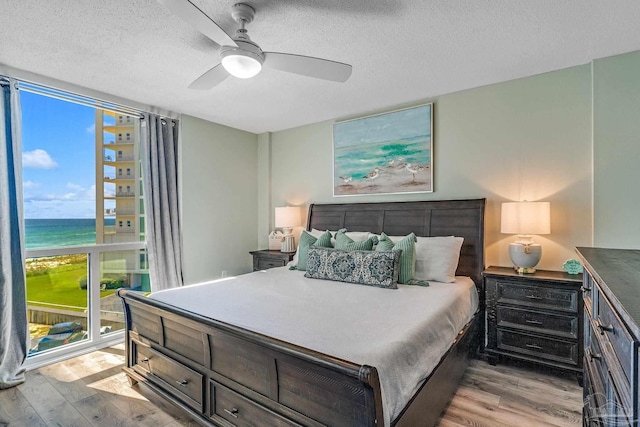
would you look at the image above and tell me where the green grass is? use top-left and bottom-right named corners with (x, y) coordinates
top-left (26, 256), bottom-right (117, 311)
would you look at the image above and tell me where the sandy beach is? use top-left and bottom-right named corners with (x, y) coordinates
top-left (335, 162), bottom-right (431, 196)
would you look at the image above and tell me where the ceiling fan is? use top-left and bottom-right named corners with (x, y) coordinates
top-left (158, 1), bottom-right (353, 89)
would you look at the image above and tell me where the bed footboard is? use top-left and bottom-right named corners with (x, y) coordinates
top-left (118, 289), bottom-right (384, 426)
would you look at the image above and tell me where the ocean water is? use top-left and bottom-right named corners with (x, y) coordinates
top-left (25, 218), bottom-right (115, 249)
top-left (334, 135), bottom-right (431, 183)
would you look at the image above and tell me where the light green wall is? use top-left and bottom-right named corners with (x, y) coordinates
top-left (180, 115), bottom-right (258, 284)
top-left (266, 65), bottom-right (593, 270)
top-left (593, 51), bottom-right (640, 248)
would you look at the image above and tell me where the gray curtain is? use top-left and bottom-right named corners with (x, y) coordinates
top-left (140, 115), bottom-right (183, 291)
top-left (0, 78), bottom-right (29, 388)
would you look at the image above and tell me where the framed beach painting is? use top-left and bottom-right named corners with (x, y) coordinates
top-left (333, 103), bottom-right (433, 196)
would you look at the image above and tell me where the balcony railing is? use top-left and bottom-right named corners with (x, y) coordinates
top-left (115, 191), bottom-right (135, 197)
top-left (24, 241), bottom-right (147, 370)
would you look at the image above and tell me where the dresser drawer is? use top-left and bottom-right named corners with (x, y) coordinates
top-left (586, 328), bottom-right (607, 388)
top-left (210, 381), bottom-right (302, 427)
top-left (497, 330), bottom-right (579, 366)
top-left (145, 347), bottom-right (204, 410)
top-left (497, 282), bottom-right (578, 313)
top-left (497, 306), bottom-right (578, 339)
top-left (596, 290), bottom-right (635, 384)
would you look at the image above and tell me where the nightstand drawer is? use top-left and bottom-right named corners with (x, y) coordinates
top-left (257, 258), bottom-right (287, 270)
top-left (250, 250), bottom-right (295, 272)
top-left (210, 381), bottom-right (302, 427)
top-left (595, 290), bottom-right (634, 384)
top-left (497, 330), bottom-right (579, 366)
top-left (497, 282), bottom-right (578, 313)
top-left (497, 306), bottom-right (578, 339)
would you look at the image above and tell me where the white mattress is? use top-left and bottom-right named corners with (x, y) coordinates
top-left (150, 267), bottom-right (479, 426)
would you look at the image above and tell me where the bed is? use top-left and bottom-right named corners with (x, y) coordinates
top-left (118, 199), bottom-right (486, 427)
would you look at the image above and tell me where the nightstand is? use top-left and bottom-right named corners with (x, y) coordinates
top-left (483, 266), bottom-right (583, 383)
top-left (250, 250), bottom-right (295, 271)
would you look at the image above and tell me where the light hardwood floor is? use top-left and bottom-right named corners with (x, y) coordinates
top-left (0, 345), bottom-right (582, 426)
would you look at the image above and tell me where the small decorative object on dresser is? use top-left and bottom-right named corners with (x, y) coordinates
top-left (577, 247), bottom-right (640, 426)
top-left (250, 249), bottom-right (295, 271)
top-left (483, 266), bottom-right (583, 384)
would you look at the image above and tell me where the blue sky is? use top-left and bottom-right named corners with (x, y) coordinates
top-left (21, 91), bottom-right (99, 219)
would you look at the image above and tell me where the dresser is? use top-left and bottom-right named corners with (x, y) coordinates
top-left (484, 266), bottom-right (583, 383)
top-left (577, 247), bottom-right (640, 426)
top-left (249, 249), bottom-right (295, 271)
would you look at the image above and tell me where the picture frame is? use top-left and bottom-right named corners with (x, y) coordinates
top-left (333, 103), bottom-right (433, 196)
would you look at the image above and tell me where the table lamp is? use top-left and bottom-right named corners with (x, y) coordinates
top-left (275, 206), bottom-right (301, 253)
top-left (501, 201), bottom-right (550, 273)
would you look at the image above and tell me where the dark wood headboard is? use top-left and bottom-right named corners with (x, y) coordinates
top-left (307, 199), bottom-right (486, 288)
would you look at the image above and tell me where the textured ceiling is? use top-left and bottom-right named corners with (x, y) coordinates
top-left (1, 1), bottom-right (640, 134)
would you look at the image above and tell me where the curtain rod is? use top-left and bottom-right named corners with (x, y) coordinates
top-left (17, 80), bottom-right (144, 118)
top-left (0, 68), bottom-right (179, 120)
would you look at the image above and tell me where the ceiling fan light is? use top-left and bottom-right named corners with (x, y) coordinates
top-left (221, 52), bottom-right (262, 79)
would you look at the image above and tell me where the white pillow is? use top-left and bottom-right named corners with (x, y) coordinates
top-left (289, 229), bottom-right (372, 266)
top-left (413, 236), bottom-right (464, 283)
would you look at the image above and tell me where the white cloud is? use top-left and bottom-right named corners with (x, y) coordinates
top-left (23, 180), bottom-right (40, 189)
top-left (86, 123), bottom-right (95, 134)
top-left (66, 182), bottom-right (84, 192)
top-left (22, 149), bottom-right (57, 169)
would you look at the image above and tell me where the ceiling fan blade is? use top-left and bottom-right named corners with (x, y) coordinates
top-left (263, 52), bottom-right (352, 83)
top-left (158, 0), bottom-right (237, 48)
top-left (188, 64), bottom-right (229, 90)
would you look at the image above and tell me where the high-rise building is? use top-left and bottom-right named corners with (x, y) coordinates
top-left (95, 110), bottom-right (149, 290)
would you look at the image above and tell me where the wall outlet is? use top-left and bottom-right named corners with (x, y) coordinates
top-left (221, 270), bottom-right (227, 278)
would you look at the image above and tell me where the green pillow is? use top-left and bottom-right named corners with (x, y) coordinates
top-left (296, 230), bottom-right (333, 271)
top-left (375, 232), bottom-right (416, 284)
top-left (335, 229), bottom-right (378, 251)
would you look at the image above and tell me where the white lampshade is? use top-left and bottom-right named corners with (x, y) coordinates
top-left (501, 201), bottom-right (550, 274)
top-left (221, 51), bottom-right (262, 78)
top-left (275, 207), bottom-right (301, 231)
top-left (501, 201), bottom-right (551, 235)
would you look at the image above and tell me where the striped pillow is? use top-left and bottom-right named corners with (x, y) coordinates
top-left (375, 232), bottom-right (417, 284)
top-left (296, 230), bottom-right (333, 271)
top-left (335, 229), bottom-right (378, 251)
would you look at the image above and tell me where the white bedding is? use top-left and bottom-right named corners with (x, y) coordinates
top-left (150, 267), bottom-right (479, 426)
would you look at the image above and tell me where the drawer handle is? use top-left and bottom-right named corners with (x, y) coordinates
top-left (525, 319), bottom-right (543, 326)
top-left (580, 286), bottom-right (591, 293)
top-left (176, 379), bottom-right (189, 387)
top-left (525, 295), bottom-right (543, 300)
top-left (525, 343), bottom-right (543, 350)
top-left (140, 358), bottom-right (149, 364)
top-left (224, 408), bottom-right (239, 418)
top-left (596, 319), bottom-right (614, 334)
top-left (590, 352), bottom-right (602, 361)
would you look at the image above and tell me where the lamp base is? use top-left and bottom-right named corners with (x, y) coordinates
top-left (509, 242), bottom-right (542, 274)
top-left (281, 235), bottom-right (296, 253)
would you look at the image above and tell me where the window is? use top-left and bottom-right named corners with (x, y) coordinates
top-left (20, 85), bottom-right (148, 362)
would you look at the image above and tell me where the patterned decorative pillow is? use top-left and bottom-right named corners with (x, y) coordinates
top-left (296, 230), bottom-right (333, 271)
top-left (304, 246), bottom-right (400, 289)
top-left (375, 232), bottom-right (417, 284)
top-left (335, 229), bottom-right (379, 251)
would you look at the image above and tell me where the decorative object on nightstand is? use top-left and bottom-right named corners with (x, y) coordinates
top-left (268, 230), bottom-right (283, 250)
top-left (562, 259), bottom-right (583, 275)
top-left (274, 206), bottom-right (301, 253)
top-left (483, 266), bottom-right (583, 385)
top-left (501, 201), bottom-right (550, 273)
top-left (250, 250), bottom-right (295, 271)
